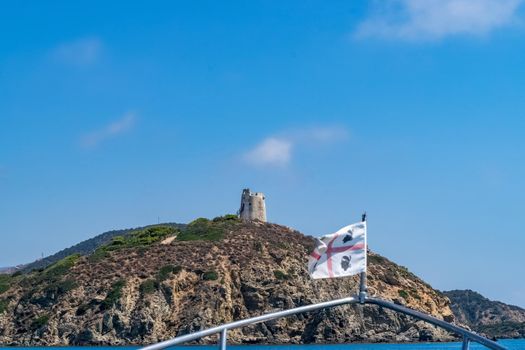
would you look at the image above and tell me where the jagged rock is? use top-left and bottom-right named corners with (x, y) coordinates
top-left (71, 329), bottom-right (94, 345)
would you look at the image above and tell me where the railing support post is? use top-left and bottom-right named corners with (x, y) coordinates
top-left (359, 212), bottom-right (367, 304)
top-left (462, 337), bottom-right (470, 350)
top-left (219, 328), bottom-right (227, 350)
top-left (359, 272), bottom-right (367, 303)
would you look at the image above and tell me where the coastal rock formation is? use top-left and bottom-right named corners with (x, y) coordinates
top-left (444, 289), bottom-right (525, 339)
top-left (0, 219), bottom-right (457, 346)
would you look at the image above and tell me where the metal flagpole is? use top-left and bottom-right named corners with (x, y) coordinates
top-left (359, 212), bottom-right (367, 303)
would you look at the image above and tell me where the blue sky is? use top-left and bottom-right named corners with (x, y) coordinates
top-left (2, 0), bottom-right (525, 307)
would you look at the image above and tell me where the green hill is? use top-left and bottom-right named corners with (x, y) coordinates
top-left (19, 223), bottom-right (185, 273)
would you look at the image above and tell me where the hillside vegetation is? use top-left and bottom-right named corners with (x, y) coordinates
top-left (0, 217), bottom-right (456, 345)
top-left (20, 223), bottom-right (185, 273)
top-left (444, 289), bottom-right (525, 339)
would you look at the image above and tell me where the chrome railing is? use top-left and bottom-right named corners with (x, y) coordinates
top-left (140, 295), bottom-right (506, 350)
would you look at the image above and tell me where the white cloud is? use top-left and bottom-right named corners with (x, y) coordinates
top-left (355, 0), bottom-right (523, 41)
top-left (243, 126), bottom-right (348, 168)
top-left (51, 37), bottom-right (102, 65)
top-left (244, 137), bottom-right (293, 167)
top-left (80, 112), bottom-right (136, 149)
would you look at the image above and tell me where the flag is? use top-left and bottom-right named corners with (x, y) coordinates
top-left (308, 221), bottom-right (366, 279)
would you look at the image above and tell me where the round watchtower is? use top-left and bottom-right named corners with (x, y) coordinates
top-left (239, 188), bottom-right (267, 222)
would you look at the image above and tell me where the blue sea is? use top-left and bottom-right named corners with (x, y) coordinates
top-left (2, 340), bottom-right (524, 350)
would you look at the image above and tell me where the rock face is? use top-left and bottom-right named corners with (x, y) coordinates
top-left (0, 220), bottom-right (457, 346)
top-left (444, 289), bottom-right (525, 339)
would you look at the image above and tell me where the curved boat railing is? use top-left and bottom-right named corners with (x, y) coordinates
top-left (140, 295), bottom-right (506, 350)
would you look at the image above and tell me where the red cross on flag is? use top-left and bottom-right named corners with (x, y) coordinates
top-left (308, 221), bottom-right (366, 279)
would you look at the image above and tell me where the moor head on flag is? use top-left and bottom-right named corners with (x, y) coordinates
top-left (308, 221), bottom-right (367, 279)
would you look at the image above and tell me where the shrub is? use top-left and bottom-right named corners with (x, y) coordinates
top-left (410, 290), bottom-right (422, 300)
top-left (128, 226), bottom-right (178, 246)
top-left (50, 279), bottom-right (77, 294)
top-left (202, 271), bottom-right (218, 281)
top-left (101, 280), bottom-right (125, 310)
top-left (108, 235), bottom-right (126, 247)
top-left (41, 254), bottom-right (81, 280)
top-left (0, 298), bottom-right (9, 313)
top-left (89, 247), bottom-right (109, 262)
top-left (20, 290), bottom-right (35, 303)
top-left (276, 242), bottom-right (290, 249)
top-left (139, 279), bottom-right (158, 295)
top-left (398, 289), bottom-right (409, 300)
top-left (368, 254), bottom-right (388, 265)
top-left (178, 218), bottom-right (228, 241)
top-left (157, 265), bottom-right (182, 282)
top-left (0, 275), bottom-right (12, 294)
top-left (31, 315), bottom-right (50, 330)
top-left (18, 276), bottom-right (35, 289)
top-left (90, 226), bottom-right (179, 260)
top-left (273, 270), bottom-right (289, 280)
top-left (31, 279), bottom-right (78, 306)
top-left (212, 214), bottom-right (240, 222)
top-left (254, 241), bottom-right (263, 252)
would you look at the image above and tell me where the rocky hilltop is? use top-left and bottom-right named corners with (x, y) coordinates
top-left (444, 289), bottom-right (525, 339)
top-left (0, 217), bottom-right (457, 346)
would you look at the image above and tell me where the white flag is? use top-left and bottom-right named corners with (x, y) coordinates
top-left (308, 221), bottom-right (367, 279)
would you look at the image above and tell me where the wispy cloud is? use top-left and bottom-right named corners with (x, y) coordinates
top-left (80, 112), bottom-right (136, 149)
top-left (51, 37), bottom-right (102, 65)
top-left (244, 137), bottom-right (293, 167)
top-left (243, 126), bottom-right (349, 168)
top-left (354, 0), bottom-right (524, 41)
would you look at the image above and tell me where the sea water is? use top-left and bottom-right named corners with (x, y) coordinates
top-left (2, 340), bottom-right (524, 350)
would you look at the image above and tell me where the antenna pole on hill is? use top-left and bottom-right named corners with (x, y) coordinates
top-left (359, 212), bottom-right (367, 303)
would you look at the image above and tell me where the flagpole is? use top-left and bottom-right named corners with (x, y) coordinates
top-left (359, 212), bottom-right (367, 303)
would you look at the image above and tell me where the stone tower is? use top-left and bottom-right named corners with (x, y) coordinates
top-left (239, 188), bottom-right (267, 222)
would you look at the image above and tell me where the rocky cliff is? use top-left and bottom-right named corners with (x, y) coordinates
top-left (0, 218), bottom-right (457, 346)
top-left (444, 289), bottom-right (525, 339)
